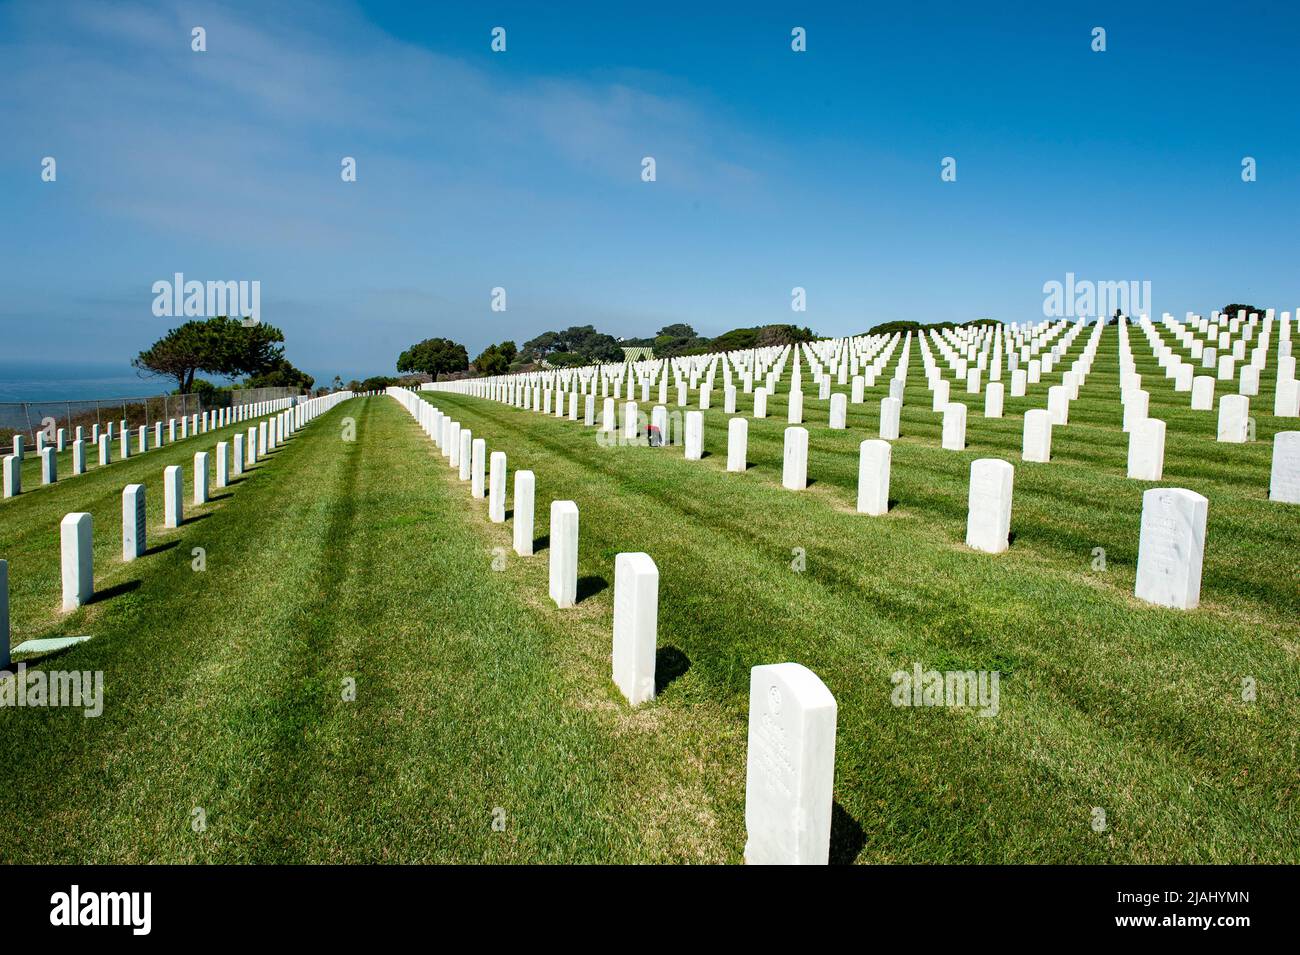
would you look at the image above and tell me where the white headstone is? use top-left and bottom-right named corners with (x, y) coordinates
top-left (941, 402), bottom-right (967, 450)
top-left (684, 411), bottom-right (703, 460)
top-left (40, 446), bottom-right (57, 485)
top-left (513, 470), bottom-right (535, 555)
top-left (471, 439), bottom-right (487, 498)
top-left (965, 458), bottom-right (1014, 554)
top-left (753, 388), bottom-right (768, 419)
top-left (122, 484), bottom-right (146, 560)
top-left (1216, 395), bottom-right (1248, 443)
top-left (233, 434), bottom-right (245, 475)
top-left (548, 500), bottom-right (579, 608)
top-left (1127, 417), bottom-right (1166, 481)
top-left (879, 397), bottom-right (901, 440)
top-left (931, 380), bottom-right (949, 412)
top-left (1268, 431), bottom-right (1300, 503)
top-left (1135, 488), bottom-right (1207, 610)
top-left (782, 427), bottom-right (808, 490)
top-left (194, 451), bottom-right (210, 504)
top-left (61, 512), bottom-right (93, 610)
top-left (216, 441), bottom-right (229, 488)
top-left (459, 430), bottom-right (472, 480)
top-left (1191, 376), bottom-right (1214, 410)
top-left (2, 455), bottom-right (18, 498)
top-left (1021, 408), bottom-right (1052, 463)
top-left (744, 662), bottom-right (837, 866)
top-left (856, 439), bottom-right (891, 516)
top-left (612, 552), bottom-right (658, 706)
top-left (828, 393), bottom-right (846, 430)
top-left (72, 439), bottom-right (85, 475)
top-left (98, 435), bottom-right (110, 467)
top-left (727, 417), bottom-right (748, 472)
top-left (984, 382), bottom-right (1004, 419)
top-left (163, 465), bottom-right (183, 527)
top-left (489, 451), bottom-right (507, 522)
top-left (787, 389), bottom-right (803, 424)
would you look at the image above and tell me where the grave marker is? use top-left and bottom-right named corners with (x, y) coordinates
top-left (513, 470), bottom-right (535, 555)
top-left (612, 552), bottom-right (659, 706)
top-left (744, 662), bottom-right (837, 866)
top-left (122, 484), bottom-right (146, 560)
top-left (856, 439), bottom-right (891, 516)
top-left (548, 500), bottom-right (579, 608)
top-left (61, 512), bottom-right (93, 610)
top-left (1135, 487), bottom-right (1207, 610)
top-left (965, 458), bottom-right (1014, 554)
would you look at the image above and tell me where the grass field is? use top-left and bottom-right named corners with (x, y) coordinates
top-left (1, 325), bottom-right (1297, 863)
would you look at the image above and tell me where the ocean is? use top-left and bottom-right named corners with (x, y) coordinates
top-left (0, 361), bottom-right (184, 403)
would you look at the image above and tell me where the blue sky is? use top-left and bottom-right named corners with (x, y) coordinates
top-left (1, 0), bottom-right (1297, 388)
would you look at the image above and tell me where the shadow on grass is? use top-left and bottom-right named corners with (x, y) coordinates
top-left (654, 646), bottom-right (690, 694)
top-left (7, 640), bottom-right (95, 669)
top-left (576, 575), bottom-right (608, 603)
top-left (829, 801), bottom-right (866, 864)
top-left (86, 579), bottom-right (141, 605)
top-left (144, 540), bottom-right (179, 557)
top-left (533, 534), bottom-right (549, 553)
top-left (208, 492), bottom-right (234, 502)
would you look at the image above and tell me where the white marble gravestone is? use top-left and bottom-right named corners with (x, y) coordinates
top-left (548, 500), bottom-right (579, 608)
top-left (612, 552), bottom-right (659, 706)
top-left (1191, 376), bottom-right (1214, 410)
top-left (941, 402), bottom-right (967, 450)
top-left (1135, 487), bottom-right (1207, 610)
top-left (122, 484), bottom-right (146, 561)
top-left (72, 439), bottom-right (85, 475)
top-left (216, 441), bottom-right (229, 488)
top-left (984, 382), bottom-right (1004, 419)
top-left (788, 389), bottom-right (803, 424)
top-left (61, 512), bottom-right (93, 610)
top-left (40, 447), bottom-right (56, 485)
top-left (1268, 431), bottom-right (1300, 504)
top-left (513, 470), bottom-right (535, 555)
top-left (753, 387), bottom-right (768, 419)
top-left (856, 439), bottom-right (891, 516)
top-left (1022, 408), bottom-right (1052, 463)
top-left (489, 451), bottom-right (507, 522)
top-left (727, 417), bottom-right (748, 472)
top-left (194, 451), bottom-right (210, 504)
top-left (879, 397), bottom-right (901, 440)
top-left (744, 662), bottom-right (837, 866)
top-left (965, 458), bottom-right (1014, 554)
top-left (932, 379), bottom-right (949, 412)
top-left (782, 427), bottom-right (808, 490)
top-left (2, 455), bottom-right (18, 498)
top-left (163, 465), bottom-right (183, 528)
top-left (471, 438), bottom-right (486, 498)
top-left (1127, 417), bottom-right (1166, 481)
top-left (828, 393), bottom-right (846, 430)
top-left (1216, 395), bottom-right (1248, 443)
top-left (458, 430), bottom-right (472, 481)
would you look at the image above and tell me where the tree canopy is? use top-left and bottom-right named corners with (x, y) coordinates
top-left (520, 325), bottom-right (622, 364)
top-left (243, 357), bottom-right (315, 392)
top-left (472, 340), bottom-right (518, 376)
top-left (396, 337), bottom-right (469, 380)
top-left (133, 316), bottom-right (286, 393)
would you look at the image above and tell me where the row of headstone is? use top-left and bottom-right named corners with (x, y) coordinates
top-left (391, 386), bottom-right (842, 865)
top-left (2, 396), bottom-right (304, 500)
top-left (6, 393), bottom-right (353, 620)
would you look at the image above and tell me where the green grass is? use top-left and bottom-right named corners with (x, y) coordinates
top-left (0, 325), bottom-right (1296, 863)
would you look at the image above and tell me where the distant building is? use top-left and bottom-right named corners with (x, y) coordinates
top-left (622, 346), bottom-right (654, 362)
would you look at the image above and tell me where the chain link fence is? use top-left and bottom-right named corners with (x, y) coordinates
top-left (0, 386), bottom-right (304, 445)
